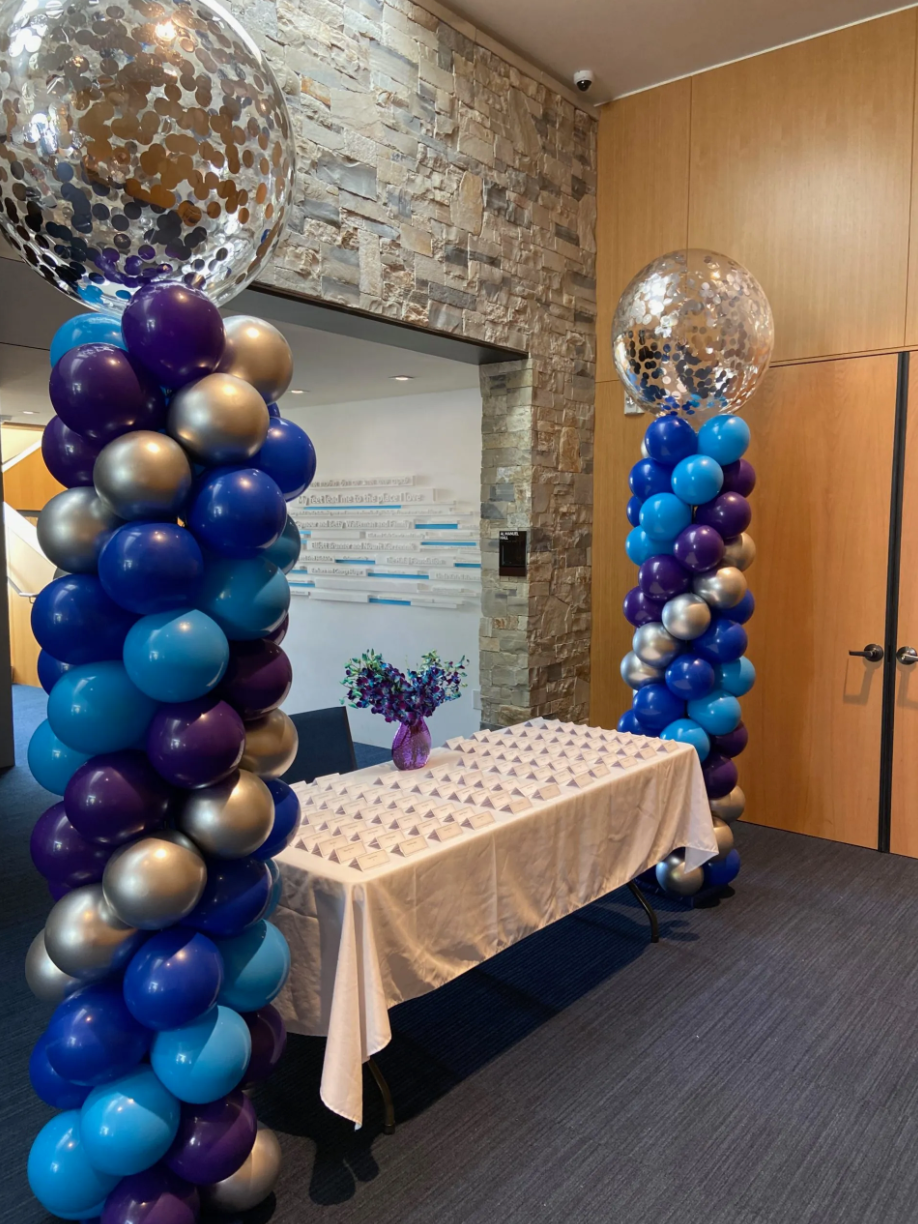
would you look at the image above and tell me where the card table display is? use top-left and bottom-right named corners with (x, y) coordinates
top-left (273, 719), bottom-right (717, 1125)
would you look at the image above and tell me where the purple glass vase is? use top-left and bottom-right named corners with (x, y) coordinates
top-left (392, 718), bottom-right (431, 770)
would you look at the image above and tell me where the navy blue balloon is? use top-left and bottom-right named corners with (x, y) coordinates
top-left (731, 589), bottom-right (755, 624)
top-left (693, 617), bottom-right (748, 665)
top-left (183, 858), bottom-right (272, 937)
top-left (124, 929), bottom-right (224, 1031)
top-left (29, 1033), bottom-right (91, 1110)
top-left (643, 416), bottom-right (698, 466)
top-left (704, 848), bottom-right (741, 889)
top-left (99, 523), bottom-right (205, 615)
top-left (187, 467), bottom-right (287, 558)
top-left (626, 496), bottom-right (642, 527)
top-left (38, 650), bottom-right (73, 695)
top-left (629, 458), bottom-right (671, 501)
top-left (664, 655), bottom-right (716, 700)
top-left (633, 683), bottom-right (685, 732)
top-left (266, 402), bottom-right (281, 418)
top-left (617, 709), bottom-right (649, 735)
top-left (252, 418), bottom-right (317, 501)
top-left (31, 575), bottom-right (137, 666)
top-left (253, 778), bottom-right (299, 860)
top-left (46, 981), bottom-right (151, 1086)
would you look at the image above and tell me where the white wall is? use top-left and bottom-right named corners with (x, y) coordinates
top-left (281, 388), bottom-right (482, 748)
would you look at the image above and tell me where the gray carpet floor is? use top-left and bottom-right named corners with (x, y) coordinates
top-left (3, 685), bottom-right (917, 1223)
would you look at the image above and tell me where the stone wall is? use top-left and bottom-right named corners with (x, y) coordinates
top-left (229, 0), bottom-right (598, 724)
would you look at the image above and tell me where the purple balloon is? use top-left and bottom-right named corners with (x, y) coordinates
top-left (101, 1164), bottom-right (200, 1224)
top-left (673, 525), bottom-right (725, 573)
top-left (49, 343), bottom-right (166, 443)
top-left (65, 750), bottom-right (174, 846)
top-left (264, 612), bottom-right (289, 646)
top-left (48, 879), bottom-right (74, 901)
top-left (42, 416), bottom-right (103, 487)
top-left (623, 586), bottom-right (667, 628)
top-left (146, 697), bottom-right (245, 789)
top-left (695, 492), bottom-right (752, 539)
top-left (720, 459), bottom-right (756, 497)
top-left (638, 554), bottom-right (691, 601)
top-left (218, 639), bottom-right (292, 721)
top-left (710, 722), bottom-right (749, 758)
top-left (165, 1090), bottom-right (257, 1185)
top-left (30, 802), bottom-right (112, 886)
top-left (243, 1004), bottom-right (287, 1086)
top-left (702, 751), bottom-right (739, 799)
top-left (122, 283), bottom-right (225, 389)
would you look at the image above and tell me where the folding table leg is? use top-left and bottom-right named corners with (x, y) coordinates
top-left (626, 880), bottom-right (660, 943)
top-left (368, 1056), bottom-right (396, 1134)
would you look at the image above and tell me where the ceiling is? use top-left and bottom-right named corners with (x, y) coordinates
top-left (446, 0), bottom-right (913, 102)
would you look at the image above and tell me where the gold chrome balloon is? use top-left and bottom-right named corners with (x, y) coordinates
top-left (94, 431), bottom-right (193, 521)
top-left (178, 770), bottom-right (275, 859)
top-left (692, 565), bottom-right (748, 611)
top-left (632, 621), bottom-right (682, 668)
top-left (661, 593), bottom-right (712, 640)
top-left (240, 710), bottom-right (298, 780)
top-left (722, 533), bottom-right (757, 572)
top-left (37, 488), bottom-right (123, 574)
top-left (168, 373), bottom-right (271, 465)
top-left (710, 785), bottom-right (746, 824)
top-left (102, 830), bottom-right (206, 931)
top-left (218, 317), bottom-right (294, 403)
top-left (712, 816), bottom-right (735, 860)
top-left (44, 884), bottom-right (144, 981)
top-left (203, 1125), bottom-right (282, 1213)
top-left (620, 650), bottom-right (665, 690)
top-left (25, 930), bottom-right (81, 1003)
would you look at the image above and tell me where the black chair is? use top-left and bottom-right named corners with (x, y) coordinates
top-left (282, 707), bottom-right (358, 784)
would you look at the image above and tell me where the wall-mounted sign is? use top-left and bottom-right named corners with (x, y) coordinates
top-left (499, 530), bottom-right (527, 577)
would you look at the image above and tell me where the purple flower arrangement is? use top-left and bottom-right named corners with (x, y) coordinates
top-left (342, 650), bottom-right (467, 726)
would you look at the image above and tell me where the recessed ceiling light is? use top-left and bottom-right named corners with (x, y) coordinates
top-left (22, 410), bottom-right (36, 415)
top-left (289, 389), bottom-right (305, 394)
top-left (392, 375), bottom-right (414, 382)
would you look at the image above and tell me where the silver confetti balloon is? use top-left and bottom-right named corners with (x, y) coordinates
top-left (723, 533), bottom-right (757, 572)
top-left (218, 317), bottom-right (294, 403)
top-left (240, 709), bottom-right (298, 779)
top-left (692, 566), bottom-right (748, 611)
top-left (102, 830), bottom-right (206, 930)
top-left (712, 816), bottom-right (735, 860)
top-left (655, 852), bottom-right (704, 897)
top-left (632, 621), bottom-right (682, 668)
top-left (168, 373), bottom-right (270, 465)
top-left (178, 769), bottom-right (275, 858)
top-left (203, 1125), bottom-right (282, 1213)
top-left (620, 651), bottom-right (665, 690)
top-left (661, 593), bottom-right (712, 641)
top-left (25, 930), bottom-right (81, 1003)
top-left (44, 884), bottom-right (144, 981)
top-left (37, 487), bottom-right (123, 573)
top-left (612, 250), bottom-right (774, 418)
top-left (710, 785), bottom-right (746, 824)
top-left (0, 0), bottom-right (294, 311)
top-left (94, 431), bottom-right (193, 520)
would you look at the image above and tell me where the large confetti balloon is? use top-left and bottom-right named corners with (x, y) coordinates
top-left (611, 250), bottom-right (774, 418)
top-left (0, 0), bottom-right (294, 312)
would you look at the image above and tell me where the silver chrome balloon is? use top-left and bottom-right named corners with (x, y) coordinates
top-left (640, 438), bottom-right (650, 459)
top-left (655, 852), bottom-right (704, 897)
top-left (102, 830), bottom-right (206, 931)
top-left (693, 565), bottom-right (748, 610)
top-left (94, 431), bottom-right (193, 521)
top-left (52, 567), bottom-right (70, 580)
top-left (37, 487), bottom-right (123, 573)
top-left (44, 884), bottom-right (144, 981)
top-left (661, 593), bottom-right (712, 641)
top-left (240, 710), bottom-right (298, 779)
top-left (25, 929), bottom-right (81, 1003)
top-left (203, 1125), bottom-right (282, 1213)
top-left (218, 317), bottom-right (294, 403)
top-left (178, 770), bottom-right (275, 859)
top-left (620, 651), bottom-right (665, 690)
top-left (723, 533), bottom-right (756, 572)
top-left (712, 816), bottom-right (735, 860)
top-left (710, 785), bottom-right (746, 824)
top-left (632, 621), bottom-right (682, 668)
top-left (168, 373), bottom-right (271, 465)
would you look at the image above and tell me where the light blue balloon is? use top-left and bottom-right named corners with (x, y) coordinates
top-left (50, 312), bottom-right (126, 367)
top-left (151, 1005), bottom-right (252, 1104)
top-left (27, 719), bottom-right (90, 795)
top-left (215, 920), bottom-right (291, 1013)
top-left (263, 516), bottom-right (302, 574)
top-left (697, 416), bottom-right (751, 465)
top-left (660, 717), bottom-right (711, 762)
top-left (197, 556), bottom-right (291, 642)
top-left (671, 455), bottom-right (724, 506)
top-left (687, 689), bottom-right (742, 736)
top-left (47, 661), bottom-right (159, 755)
top-left (124, 608), bottom-right (229, 703)
top-left (626, 528), bottom-right (675, 564)
top-left (639, 492), bottom-right (692, 542)
top-left (28, 1111), bottom-right (120, 1221)
top-left (716, 656), bottom-right (756, 697)
top-left (80, 1065), bottom-right (180, 1176)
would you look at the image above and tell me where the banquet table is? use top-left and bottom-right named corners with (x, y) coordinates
top-left (272, 718), bottom-right (717, 1126)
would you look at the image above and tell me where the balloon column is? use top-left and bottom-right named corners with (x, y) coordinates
top-left (612, 250), bottom-right (774, 899)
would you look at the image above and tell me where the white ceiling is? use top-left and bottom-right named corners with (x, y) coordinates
top-left (446, 0), bottom-right (913, 102)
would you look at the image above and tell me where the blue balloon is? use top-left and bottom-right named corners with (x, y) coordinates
top-left (253, 778), bottom-right (299, 861)
top-left (99, 522), bottom-right (205, 615)
top-left (629, 458), bottom-right (671, 501)
top-left (671, 455), bottom-right (724, 506)
top-left (215, 921), bottom-right (291, 1012)
top-left (660, 718), bottom-right (711, 761)
top-left (50, 313), bottom-right (125, 367)
top-left (29, 1033), bottom-right (91, 1110)
top-left (697, 416), bottom-right (750, 465)
top-left (28, 720), bottom-right (90, 794)
top-left (197, 556), bottom-right (290, 642)
top-left (687, 689), bottom-right (742, 736)
top-left (28, 1111), bottom-right (120, 1221)
top-left (263, 515), bottom-right (302, 574)
top-left (633, 683), bottom-right (685, 733)
top-left (151, 1005), bottom-right (252, 1104)
top-left (37, 649), bottom-right (73, 695)
top-left (617, 709), bottom-right (649, 735)
top-left (626, 528), bottom-right (675, 564)
top-left (46, 981), bottom-right (151, 1086)
top-left (716, 656), bottom-right (756, 697)
top-left (626, 496), bottom-right (642, 527)
top-left (644, 416), bottom-right (697, 466)
top-left (731, 589), bottom-right (755, 624)
top-left (640, 492), bottom-right (692, 541)
top-left (80, 1066), bottom-right (180, 1176)
top-left (124, 609), bottom-right (229, 703)
top-left (187, 467), bottom-right (287, 558)
top-left (704, 848), bottom-right (741, 889)
top-left (48, 661), bottom-right (159, 755)
top-left (184, 857), bottom-right (272, 937)
top-left (252, 418), bottom-right (317, 500)
top-left (664, 655), bottom-right (716, 700)
top-left (263, 859), bottom-right (283, 918)
top-left (266, 401), bottom-right (281, 418)
top-left (32, 574), bottom-right (137, 665)
top-left (124, 928), bottom-right (225, 1030)
top-left (694, 617), bottom-right (748, 665)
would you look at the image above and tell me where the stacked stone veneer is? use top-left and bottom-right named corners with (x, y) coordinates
top-left (229, 0), bottom-right (598, 725)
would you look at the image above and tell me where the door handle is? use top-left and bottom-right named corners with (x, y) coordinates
top-left (849, 644), bottom-right (884, 662)
top-left (897, 646), bottom-right (918, 666)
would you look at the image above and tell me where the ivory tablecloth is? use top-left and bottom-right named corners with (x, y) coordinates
top-left (272, 719), bottom-right (716, 1124)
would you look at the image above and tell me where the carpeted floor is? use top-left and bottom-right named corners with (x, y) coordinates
top-left (3, 686), bottom-right (918, 1223)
